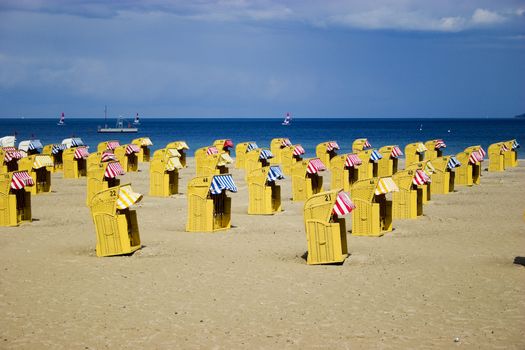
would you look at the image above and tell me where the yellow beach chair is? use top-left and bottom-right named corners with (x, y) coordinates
top-left (405, 161), bottom-right (435, 203)
top-left (166, 141), bottom-right (190, 167)
top-left (455, 146), bottom-right (484, 186)
top-left (270, 138), bottom-right (292, 164)
top-left (1, 147), bottom-right (23, 174)
top-left (195, 146), bottom-right (233, 177)
top-left (330, 153), bottom-right (362, 192)
top-left (114, 144), bottom-right (140, 172)
top-left (234, 142), bottom-right (258, 169)
top-left (315, 141), bottom-right (340, 170)
top-left (430, 156), bottom-right (460, 194)
top-left (488, 142), bottom-right (507, 172)
top-left (352, 138), bottom-right (372, 153)
top-left (97, 140), bottom-right (120, 153)
top-left (213, 139), bottom-right (234, 155)
top-left (424, 139), bottom-right (446, 161)
top-left (43, 144), bottom-right (67, 173)
top-left (150, 150), bottom-right (183, 197)
top-left (391, 169), bottom-right (429, 219)
top-left (17, 154), bottom-right (53, 194)
top-left (63, 146), bottom-right (89, 179)
top-left (351, 177), bottom-right (398, 237)
top-left (86, 150), bottom-right (118, 170)
top-left (377, 145), bottom-right (403, 177)
top-left (86, 161), bottom-right (125, 206)
top-left (247, 165), bottom-right (284, 215)
top-left (356, 149), bottom-right (382, 181)
top-left (0, 171), bottom-right (34, 226)
top-left (304, 190), bottom-right (355, 265)
top-left (281, 144), bottom-right (305, 176)
top-left (502, 139), bottom-right (519, 168)
top-left (18, 139), bottom-right (44, 157)
top-left (89, 184), bottom-right (142, 257)
top-left (291, 158), bottom-right (326, 201)
top-left (131, 137), bottom-right (153, 162)
top-left (244, 148), bottom-right (273, 180)
top-left (404, 142), bottom-right (427, 167)
top-left (186, 174), bottom-right (237, 232)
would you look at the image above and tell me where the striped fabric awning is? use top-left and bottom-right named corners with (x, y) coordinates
top-left (469, 151), bottom-right (484, 164)
top-left (332, 191), bottom-right (356, 216)
top-left (281, 138), bottom-right (292, 147)
top-left (267, 166), bottom-right (285, 182)
top-left (3, 147), bottom-right (23, 162)
top-left (167, 148), bottom-right (181, 157)
top-left (370, 149), bottom-right (383, 162)
top-left (140, 138), bottom-right (153, 146)
top-left (447, 156), bottom-right (461, 169)
top-left (74, 147), bottom-right (90, 159)
top-left (363, 139), bottom-right (372, 149)
top-left (259, 149), bottom-right (274, 160)
top-left (478, 146), bottom-right (486, 157)
top-left (104, 162), bottom-right (125, 178)
top-left (33, 155), bottom-right (54, 169)
top-left (326, 141), bottom-right (340, 151)
top-left (107, 141), bottom-right (120, 150)
top-left (246, 142), bottom-right (258, 152)
top-left (116, 185), bottom-right (143, 210)
top-left (165, 157), bottom-right (183, 171)
top-left (434, 139), bottom-right (446, 149)
top-left (209, 174), bottom-right (238, 194)
top-left (501, 144), bottom-right (509, 152)
top-left (206, 146), bottom-right (219, 155)
top-left (292, 145), bottom-right (305, 156)
top-left (218, 153), bottom-right (233, 166)
top-left (51, 144), bottom-right (67, 154)
top-left (223, 139), bottom-right (234, 149)
top-left (125, 144), bottom-right (141, 155)
top-left (11, 171), bottom-right (35, 189)
top-left (416, 143), bottom-right (428, 153)
top-left (19, 140), bottom-right (43, 152)
top-left (512, 140), bottom-right (520, 149)
top-left (306, 158), bottom-right (326, 174)
top-left (345, 154), bottom-right (362, 167)
top-left (62, 137), bottom-right (84, 148)
top-left (424, 161), bottom-right (435, 175)
top-left (101, 151), bottom-right (117, 162)
top-left (413, 169), bottom-right (431, 185)
top-left (391, 146), bottom-right (403, 158)
top-left (374, 177), bottom-right (399, 195)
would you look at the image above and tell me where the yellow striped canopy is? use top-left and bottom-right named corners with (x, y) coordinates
top-left (167, 148), bottom-right (181, 157)
top-left (116, 185), bottom-right (143, 209)
top-left (166, 157), bottom-right (183, 171)
top-left (33, 155), bottom-right (54, 169)
top-left (416, 143), bottom-right (428, 153)
top-left (140, 137), bottom-right (153, 146)
top-left (424, 161), bottom-right (435, 175)
top-left (218, 153), bottom-right (233, 166)
top-left (375, 177), bottom-right (399, 195)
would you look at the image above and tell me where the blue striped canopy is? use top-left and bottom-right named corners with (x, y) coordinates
top-left (52, 144), bottom-right (67, 154)
top-left (267, 166), bottom-right (285, 182)
top-left (513, 140), bottom-right (520, 149)
top-left (370, 149), bottom-right (383, 161)
top-left (246, 142), bottom-right (258, 152)
top-left (447, 156), bottom-right (461, 169)
top-left (28, 140), bottom-right (43, 150)
top-left (259, 149), bottom-right (274, 160)
top-left (209, 174), bottom-right (238, 194)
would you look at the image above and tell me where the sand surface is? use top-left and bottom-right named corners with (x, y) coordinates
top-left (1, 158), bottom-right (524, 349)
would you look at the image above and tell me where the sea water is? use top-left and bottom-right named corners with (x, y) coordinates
top-left (0, 118), bottom-right (523, 157)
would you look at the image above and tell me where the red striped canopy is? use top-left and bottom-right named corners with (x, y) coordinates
top-left (434, 139), bottom-right (446, 149)
top-left (391, 146), bottom-right (403, 158)
top-left (107, 141), bottom-right (120, 150)
top-left (326, 141), bottom-right (340, 151)
top-left (292, 145), bottom-right (305, 156)
top-left (306, 158), bottom-right (326, 174)
top-left (469, 151), bottom-right (484, 164)
top-left (478, 146), bottom-right (486, 157)
top-left (74, 147), bottom-right (89, 159)
top-left (223, 139), bottom-right (234, 149)
top-left (344, 154), bottom-right (362, 167)
top-left (2, 147), bottom-right (22, 162)
top-left (101, 151), bottom-right (117, 162)
top-left (363, 139), bottom-right (372, 149)
top-left (104, 162), bottom-right (125, 178)
top-left (412, 169), bottom-right (431, 185)
top-left (501, 144), bottom-right (509, 152)
top-left (332, 191), bottom-right (356, 216)
top-left (125, 144), bottom-right (141, 155)
top-left (206, 146), bottom-right (219, 155)
top-left (281, 138), bottom-right (292, 147)
top-left (11, 171), bottom-right (34, 189)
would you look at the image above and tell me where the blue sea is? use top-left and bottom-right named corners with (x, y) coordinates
top-left (1, 118), bottom-right (523, 157)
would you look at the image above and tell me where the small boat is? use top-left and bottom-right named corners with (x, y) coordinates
top-left (98, 116), bottom-right (138, 133)
top-left (419, 124), bottom-right (423, 131)
top-left (133, 113), bottom-right (141, 125)
top-left (57, 112), bottom-right (65, 126)
top-left (282, 112), bottom-right (292, 126)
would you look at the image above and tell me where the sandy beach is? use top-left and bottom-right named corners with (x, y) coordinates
top-left (1, 158), bottom-right (524, 349)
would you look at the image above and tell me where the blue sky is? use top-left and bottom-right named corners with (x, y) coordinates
top-left (0, 0), bottom-right (524, 118)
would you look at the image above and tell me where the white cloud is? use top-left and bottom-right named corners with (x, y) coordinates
top-left (471, 8), bottom-right (506, 25)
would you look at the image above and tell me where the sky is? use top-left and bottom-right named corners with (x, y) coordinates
top-left (0, 0), bottom-right (524, 118)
